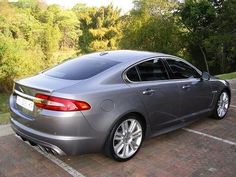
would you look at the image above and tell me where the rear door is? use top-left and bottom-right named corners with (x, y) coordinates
top-left (164, 58), bottom-right (213, 119)
top-left (125, 58), bottom-right (181, 132)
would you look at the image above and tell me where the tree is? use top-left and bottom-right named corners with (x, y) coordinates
top-left (178, 0), bottom-right (236, 74)
top-left (120, 0), bottom-right (182, 56)
top-left (74, 4), bottom-right (123, 53)
top-left (0, 1), bottom-right (45, 91)
top-left (35, 4), bottom-right (80, 64)
top-left (39, 5), bottom-right (79, 49)
top-left (0, 1), bottom-right (78, 91)
top-left (0, 35), bottom-right (44, 92)
top-left (178, 0), bottom-right (219, 73)
top-left (207, 0), bottom-right (236, 74)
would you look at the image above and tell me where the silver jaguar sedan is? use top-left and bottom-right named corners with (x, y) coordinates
top-left (9, 50), bottom-right (231, 161)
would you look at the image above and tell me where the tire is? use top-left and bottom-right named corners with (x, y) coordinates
top-left (104, 114), bottom-right (144, 162)
top-left (211, 90), bottom-right (230, 120)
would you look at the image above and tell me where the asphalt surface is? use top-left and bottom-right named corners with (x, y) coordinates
top-left (0, 79), bottom-right (236, 177)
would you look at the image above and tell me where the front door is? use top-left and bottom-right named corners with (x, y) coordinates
top-left (165, 58), bottom-right (213, 118)
top-left (178, 78), bottom-right (212, 116)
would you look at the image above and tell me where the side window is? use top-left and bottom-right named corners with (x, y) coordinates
top-left (126, 67), bottom-right (140, 82)
top-left (136, 59), bottom-right (169, 81)
top-left (166, 59), bottom-right (201, 79)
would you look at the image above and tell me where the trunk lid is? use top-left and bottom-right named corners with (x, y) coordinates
top-left (16, 73), bottom-right (80, 93)
top-left (13, 73), bottom-right (80, 118)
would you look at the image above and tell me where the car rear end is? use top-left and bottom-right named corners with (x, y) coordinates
top-left (9, 56), bottom-right (120, 155)
top-left (10, 75), bottom-right (100, 155)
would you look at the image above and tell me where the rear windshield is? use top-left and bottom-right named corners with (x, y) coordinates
top-left (44, 58), bottom-right (120, 80)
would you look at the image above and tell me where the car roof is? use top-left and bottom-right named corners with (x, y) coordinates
top-left (81, 50), bottom-right (173, 63)
top-left (83, 50), bottom-right (202, 76)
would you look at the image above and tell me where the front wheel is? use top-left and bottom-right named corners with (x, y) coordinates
top-left (212, 91), bottom-right (230, 119)
top-left (105, 115), bottom-right (144, 161)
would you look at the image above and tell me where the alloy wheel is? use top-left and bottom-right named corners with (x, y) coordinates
top-left (217, 92), bottom-right (229, 118)
top-left (113, 119), bottom-right (142, 159)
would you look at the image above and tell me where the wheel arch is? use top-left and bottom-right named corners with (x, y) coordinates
top-left (103, 110), bottom-right (149, 150)
top-left (125, 112), bottom-right (147, 137)
top-left (103, 110), bottom-right (149, 160)
top-left (110, 111), bottom-right (149, 138)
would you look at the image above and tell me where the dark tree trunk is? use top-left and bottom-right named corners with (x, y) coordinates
top-left (199, 45), bottom-right (209, 74)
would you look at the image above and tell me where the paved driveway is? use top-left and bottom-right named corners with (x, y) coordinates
top-left (0, 80), bottom-right (236, 177)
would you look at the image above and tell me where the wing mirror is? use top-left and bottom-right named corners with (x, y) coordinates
top-left (201, 72), bottom-right (210, 81)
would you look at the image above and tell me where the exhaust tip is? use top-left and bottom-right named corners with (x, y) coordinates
top-left (29, 141), bottom-right (37, 146)
top-left (15, 134), bottom-right (62, 156)
top-left (37, 145), bottom-right (59, 155)
top-left (51, 149), bottom-right (59, 155)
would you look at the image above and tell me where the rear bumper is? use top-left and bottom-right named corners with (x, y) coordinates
top-left (10, 118), bottom-right (100, 155)
top-left (9, 93), bottom-right (106, 155)
top-left (11, 119), bottom-right (66, 155)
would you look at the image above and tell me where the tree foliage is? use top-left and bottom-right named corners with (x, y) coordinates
top-left (75, 4), bottom-right (122, 53)
top-left (178, 0), bottom-right (236, 74)
top-left (120, 0), bottom-right (182, 56)
top-left (0, 35), bottom-right (44, 91)
top-left (0, 0), bottom-right (235, 92)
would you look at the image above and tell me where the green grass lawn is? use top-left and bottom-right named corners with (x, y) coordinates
top-left (217, 72), bottom-right (236, 80)
top-left (0, 93), bottom-right (10, 124)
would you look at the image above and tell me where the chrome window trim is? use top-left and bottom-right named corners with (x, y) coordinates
top-left (164, 57), bottom-right (202, 79)
top-left (123, 57), bottom-right (170, 84)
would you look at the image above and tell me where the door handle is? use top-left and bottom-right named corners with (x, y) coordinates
top-left (182, 85), bottom-right (191, 89)
top-left (142, 89), bottom-right (155, 95)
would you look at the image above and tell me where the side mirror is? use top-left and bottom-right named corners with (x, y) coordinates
top-left (201, 72), bottom-right (210, 81)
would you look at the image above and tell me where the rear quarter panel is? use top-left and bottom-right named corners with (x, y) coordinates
top-left (53, 82), bottom-right (149, 143)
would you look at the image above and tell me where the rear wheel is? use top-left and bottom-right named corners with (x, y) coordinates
top-left (212, 91), bottom-right (229, 119)
top-left (105, 115), bottom-right (144, 161)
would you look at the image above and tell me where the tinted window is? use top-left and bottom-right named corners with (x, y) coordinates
top-left (126, 67), bottom-right (140, 82)
top-left (136, 59), bottom-right (169, 81)
top-left (166, 59), bottom-right (201, 79)
top-left (44, 58), bottom-right (119, 80)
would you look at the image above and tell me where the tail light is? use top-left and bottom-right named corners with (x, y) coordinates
top-left (35, 93), bottom-right (91, 111)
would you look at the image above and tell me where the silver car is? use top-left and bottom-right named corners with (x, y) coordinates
top-left (9, 50), bottom-right (231, 161)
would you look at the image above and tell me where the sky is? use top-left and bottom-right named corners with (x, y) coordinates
top-left (44, 0), bottom-right (134, 14)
